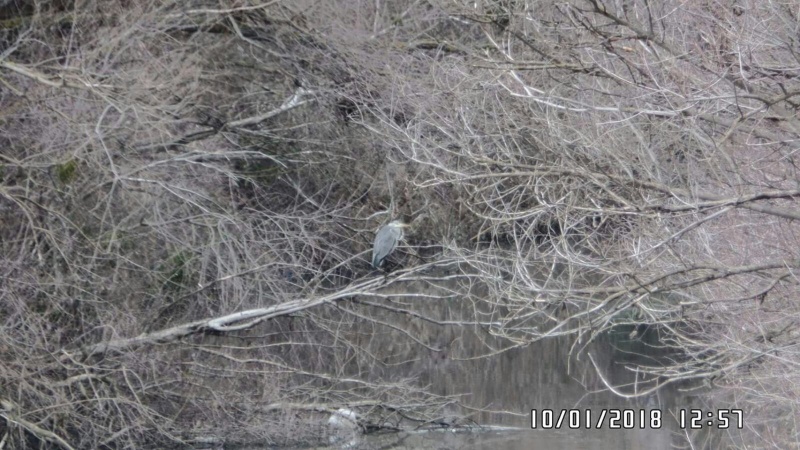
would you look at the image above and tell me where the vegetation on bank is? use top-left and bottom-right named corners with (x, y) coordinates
top-left (1, 0), bottom-right (798, 448)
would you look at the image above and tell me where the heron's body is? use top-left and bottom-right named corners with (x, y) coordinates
top-left (371, 220), bottom-right (407, 269)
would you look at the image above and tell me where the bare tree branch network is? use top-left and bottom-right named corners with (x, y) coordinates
top-left (1, 0), bottom-right (799, 448)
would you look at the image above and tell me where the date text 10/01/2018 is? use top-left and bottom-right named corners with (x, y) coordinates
top-left (531, 409), bottom-right (743, 429)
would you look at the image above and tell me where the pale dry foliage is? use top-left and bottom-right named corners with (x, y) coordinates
top-left (1, 0), bottom-right (800, 448)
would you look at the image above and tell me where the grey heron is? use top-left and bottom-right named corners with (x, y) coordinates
top-left (371, 220), bottom-right (409, 269)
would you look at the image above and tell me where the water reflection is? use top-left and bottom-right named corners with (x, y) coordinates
top-left (338, 286), bottom-right (721, 449)
top-left (241, 279), bottom-right (722, 450)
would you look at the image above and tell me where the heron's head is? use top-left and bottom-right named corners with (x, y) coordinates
top-left (388, 220), bottom-right (410, 228)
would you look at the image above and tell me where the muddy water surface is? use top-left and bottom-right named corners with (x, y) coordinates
top-left (336, 277), bottom-right (721, 449)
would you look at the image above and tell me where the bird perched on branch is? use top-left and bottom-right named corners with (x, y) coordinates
top-left (371, 220), bottom-right (410, 269)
